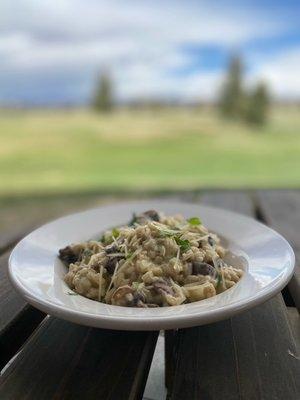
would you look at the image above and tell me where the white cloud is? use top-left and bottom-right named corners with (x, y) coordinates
top-left (117, 67), bottom-right (223, 102)
top-left (0, 0), bottom-right (299, 103)
top-left (248, 47), bottom-right (300, 100)
top-left (247, 46), bottom-right (300, 100)
top-left (0, 0), bottom-right (287, 44)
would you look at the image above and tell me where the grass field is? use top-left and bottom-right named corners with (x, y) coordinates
top-left (0, 107), bottom-right (300, 196)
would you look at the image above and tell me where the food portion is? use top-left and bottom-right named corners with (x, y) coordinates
top-left (59, 210), bottom-right (243, 307)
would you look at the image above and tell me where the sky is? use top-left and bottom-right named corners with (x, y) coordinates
top-left (0, 0), bottom-right (300, 105)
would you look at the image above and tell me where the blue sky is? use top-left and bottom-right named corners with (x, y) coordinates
top-left (0, 0), bottom-right (300, 105)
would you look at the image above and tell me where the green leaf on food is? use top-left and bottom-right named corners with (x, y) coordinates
top-left (175, 237), bottom-right (191, 252)
top-left (187, 217), bottom-right (202, 226)
top-left (112, 228), bottom-right (119, 238)
top-left (100, 227), bottom-right (120, 244)
top-left (160, 229), bottom-right (179, 237)
top-left (152, 222), bottom-right (179, 237)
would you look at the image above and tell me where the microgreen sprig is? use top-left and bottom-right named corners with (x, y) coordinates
top-left (187, 216), bottom-right (202, 226)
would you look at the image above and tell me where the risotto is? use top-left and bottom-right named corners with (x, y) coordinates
top-left (59, 210), bottom-right (243, 307)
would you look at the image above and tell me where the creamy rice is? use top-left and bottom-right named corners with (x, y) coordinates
top-left (59, 210), bottom-right (243, 307)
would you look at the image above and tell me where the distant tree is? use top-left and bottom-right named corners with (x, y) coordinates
top-left (219, 54), bottom-right (244, 118)
top-left (245, 82), bottom-right (269, 125)
top-left (93, 71), bottom-right (113, 112)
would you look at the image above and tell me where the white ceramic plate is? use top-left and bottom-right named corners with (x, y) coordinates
top-left (9, 200), bottom-right (295, 331)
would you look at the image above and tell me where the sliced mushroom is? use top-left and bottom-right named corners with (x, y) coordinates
top-left (131, 291), bottom-right (147, 307)
top-left (59, 245), bottom-right (82, 266)
top-left (134, 210), bottom-right (160, 225)
top-left (105, 255), bottom-right (124, 274)
top-left (152, 279), bottom-right (175, 296)
top-left (143, 210), bottom-right (160, 221)
top-left (105, 243), bottom-right (119, 254)
top-left (192, 261), bottom-right (216, 277)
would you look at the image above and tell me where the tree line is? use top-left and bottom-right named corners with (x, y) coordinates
top-left (93, 55), bottom-right (269, 125)
top-left (219, 55), bottom-right (269, 125)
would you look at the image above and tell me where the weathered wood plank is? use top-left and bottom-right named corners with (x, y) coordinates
top-left (0, 253), bottom-right (24, 334)
top-left (0, 195), bottom-right (108, 253)
top-left (256, 190), bottom-right (300, 309)
top-left (287, 307), bottom-right (300, 350)
top-left (0, 318), bottom-right (158, 400)
top-left (0, 251), bottom-right (45, 370)
top-left (200, 190), bottom-right (254, 217)
top-left (164, 330), bottom-right (178, 390)
top-left (170, 296), bottom-right (300, 400)
top-left (170, 191), bottom-right (300, 400)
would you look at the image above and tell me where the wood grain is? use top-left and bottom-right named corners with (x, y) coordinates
top-left (0, 195), bottom-right (107, 253)
top-left (200, 190), bottom-right (255, 217)
top-left (164, 330), bottom-right (178, 390)
top-left (0, 251), bottom-right (45, 370)
top-left (287, 307), bottom-right (300, 349)
top-left (0, 318), bottom-right (158, 400)
top-left (256, 190), bottom-right (300, 309)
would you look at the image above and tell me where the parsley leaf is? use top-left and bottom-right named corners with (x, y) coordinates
top-left (187, 217), bottom-right (202, 226)
top-left (153, 222), bottom-right (190, 252)
top-left (112, 228), bottom-right (119, 238)
top-left (100, 227), bottom-right (120, 244)
top-left (175, 237), bottom-right (191, 252)
top-left (152, 222), bottom-right (179, 237)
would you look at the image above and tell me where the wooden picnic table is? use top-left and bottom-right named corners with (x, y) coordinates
top-left (0, 190), bottom-right (299, 400)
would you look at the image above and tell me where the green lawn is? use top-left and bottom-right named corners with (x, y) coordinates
top-left (0, 107), bottom-right (300, 196)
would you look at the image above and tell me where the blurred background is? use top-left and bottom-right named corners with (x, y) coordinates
top-left (1, 0), bottom-right (300, 198)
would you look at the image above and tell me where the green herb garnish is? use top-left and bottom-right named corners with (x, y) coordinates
top-left (67, 291), bottom-right (78, 296)
top-left (175, 237), bottom-right (191, 252)
top-left (100, 227), bottom-right (120, 244)
top-left (152, 222), bottom-right (179, 237)
top-left (160, 228), bottom-right (179, 237)
top-left (187, 217), bottom-right (202, 226)
top-left (152, 222), bottom-right (190, 252)
top-left (112, 228), bottom-right (119, 238)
